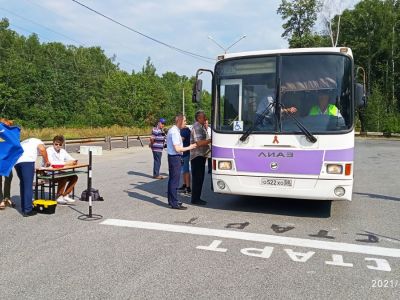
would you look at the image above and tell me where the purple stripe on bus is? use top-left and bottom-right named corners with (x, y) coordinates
top-left (212, 146), bottom-right (234, 158)
top-left (234, 148), bottom-right (324, 175)
top-left (324, 148), bottom-right (354, 161)
top-left (212, 146), bottom-right (354, 175)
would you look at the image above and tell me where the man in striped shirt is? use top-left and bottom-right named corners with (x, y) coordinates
top-left (150, 118), bottom-right (167, 179)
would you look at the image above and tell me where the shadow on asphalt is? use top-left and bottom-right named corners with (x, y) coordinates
top-left (127, 170), bottom-right (169, 179)
top-left (125, 173), bottom-right (332, 219)
top-left (8, 195), bottom-right (25, 216)
top-left (353, 192), bottom-right (400, 202)
top-left (201, 195), bottom-right (332, 218)
top-left (125, 189), bottom-right (170, 209)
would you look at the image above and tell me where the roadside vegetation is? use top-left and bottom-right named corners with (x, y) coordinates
top-left (20, 125), bottom-right (152, 141)
top-left (1, 0), bottom-right (400, 134)
top-left (0, 18), bottom-right (210, 131)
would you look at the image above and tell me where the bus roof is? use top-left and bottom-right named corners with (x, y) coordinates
top-left (221, 47), bottom-right (353, 60)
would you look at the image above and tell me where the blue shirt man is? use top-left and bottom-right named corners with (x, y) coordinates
top-left (177, 126), bottom-right (192, 193)
top-left (166, 114), bottom-right (196, 210)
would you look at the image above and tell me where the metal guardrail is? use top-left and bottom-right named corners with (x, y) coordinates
top-left (42, 132), bottom-right (400, 152)
top-left (355, 132), bottom-right (400, 138)
top-left (43, 135), bottom-right (152, 151)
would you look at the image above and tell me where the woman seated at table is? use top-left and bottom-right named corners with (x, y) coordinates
top-left (45, 135), bottom-right (78, 204)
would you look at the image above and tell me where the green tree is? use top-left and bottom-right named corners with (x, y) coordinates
top-left (277, 0), bottom-right (323, 47)
top-left (338, 0), bottom-right (400, 114)
top-left (0, 19), bottom-right (206, 130)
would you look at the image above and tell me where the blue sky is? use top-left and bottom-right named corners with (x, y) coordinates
top-left (0, 0), bottom-right (359, 77)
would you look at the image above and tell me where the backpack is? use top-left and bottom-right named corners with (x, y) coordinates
top-left (80, 188), bottom-right (104, 201)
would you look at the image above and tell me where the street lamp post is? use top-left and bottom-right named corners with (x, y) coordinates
top-left (392, 20), bottom-right (399, 109)
top-left (208, 35), bottom-right (247, 53)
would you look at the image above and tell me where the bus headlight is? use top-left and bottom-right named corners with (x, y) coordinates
top-left (327, 164), bottom-right (343, 174)
top-left (217, 180), bottom-right (226, 190)
top-left (334, 186), bottom-right (346, 197)
top-left (218, 161), bottom-right (232, 170)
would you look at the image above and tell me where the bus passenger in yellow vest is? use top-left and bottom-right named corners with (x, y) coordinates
top-left (309, 94), bottom-right (342, 118)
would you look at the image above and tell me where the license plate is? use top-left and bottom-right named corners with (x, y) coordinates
top-left (260, 178), bottom-right (294, 187)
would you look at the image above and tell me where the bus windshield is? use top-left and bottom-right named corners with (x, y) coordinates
top-left (214, 54), bottom-right (353, 134)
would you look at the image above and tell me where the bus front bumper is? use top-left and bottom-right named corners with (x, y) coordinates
top-left (212, 174), bottom-right (353, 201)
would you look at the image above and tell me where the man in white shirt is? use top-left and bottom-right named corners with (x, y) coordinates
top-left (166, 114), bottom-right (196, 209)
top-left (46, 135), bottom-right (78, 204)
top-left (15, 138), bottom-right (50, 217)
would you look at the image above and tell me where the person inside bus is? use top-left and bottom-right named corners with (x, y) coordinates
top-left (308, 93), bottom-right (342, 118)
top-left (255, 95), bottom-right (297, 127)
top-left (253, 77), bottom-right (298, 128)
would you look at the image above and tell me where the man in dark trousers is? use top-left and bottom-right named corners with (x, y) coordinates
top-left (190, 110), bottom-right (211, 205)
top-left (177, 124), bottom-right (192, 194)
top-left (166, 114), bottom-right (196, 210)
top-left (150, 118), bottom-right (166, 179)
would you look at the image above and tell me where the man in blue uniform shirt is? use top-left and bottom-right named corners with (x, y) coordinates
top-left (166, 114), bottom-right (196, 210)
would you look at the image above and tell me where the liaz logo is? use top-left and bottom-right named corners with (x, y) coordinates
top-left (258, 152), bottom-right (294, 158)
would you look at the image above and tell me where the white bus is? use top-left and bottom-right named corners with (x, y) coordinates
top-left (193, 47), bottom-right (366, 201)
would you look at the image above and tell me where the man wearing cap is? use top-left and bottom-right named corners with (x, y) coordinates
top-left (150, 118), bottom-right (167, 179)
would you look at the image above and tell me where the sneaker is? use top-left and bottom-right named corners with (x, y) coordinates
top-left (56, 196), bottom-right (67, 205)
top-left (185, 187), bottom-right (192, 194)
top-left (63, 195), bottom-right (75, 204)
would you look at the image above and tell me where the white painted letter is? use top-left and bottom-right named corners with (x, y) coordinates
top-left (240, 246), bottom-right (274, 258)
top-left (196, 240), bottom-right (227, 252)
top-left (365, 258), bottom-right (391, 272)
top-left (284, 249), bottom-right (315, 262)
top-left (325, 254), bottom-right (353, 267)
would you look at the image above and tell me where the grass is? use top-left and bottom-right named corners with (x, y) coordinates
top-left (20, 125), bottom-right (153, 141)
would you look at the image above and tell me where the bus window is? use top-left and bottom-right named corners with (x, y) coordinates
top-left (217, 79), bottom-right (241, 130)
top-left (215, 57), bottom-right (277, 132)
top-left (280, 54), bottom-right (353, 133)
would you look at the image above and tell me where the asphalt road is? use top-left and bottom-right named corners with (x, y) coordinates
top-left (0, 138), bottom-right (399, 299)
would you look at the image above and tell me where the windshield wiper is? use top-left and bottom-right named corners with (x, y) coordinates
top-left (239, 100), bottom-right (275, 142)
top-left (280, 103), bottom-right (317, 143)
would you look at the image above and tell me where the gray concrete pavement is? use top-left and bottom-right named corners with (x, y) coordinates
top-left (0, 138), bottom-right (399, 299)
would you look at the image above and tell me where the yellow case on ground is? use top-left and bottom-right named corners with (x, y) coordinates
top-left (33, 199), bottom-right (57, 214)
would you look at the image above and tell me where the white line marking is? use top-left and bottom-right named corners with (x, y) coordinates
top-left (196, 240), bottom-right (227, 252)
top-left (100, 219), bottom-right (400, 258)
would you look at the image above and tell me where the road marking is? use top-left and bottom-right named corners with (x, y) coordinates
top-left (100, 219), bottom-right (400, 258)
top-left (196, 240), bottom-right (227, 252)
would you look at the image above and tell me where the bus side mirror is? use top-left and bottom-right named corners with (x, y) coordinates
top-left (192, 79), bottom-right (203, 103)
top-left (355, 83), bottom-right (367, 108)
